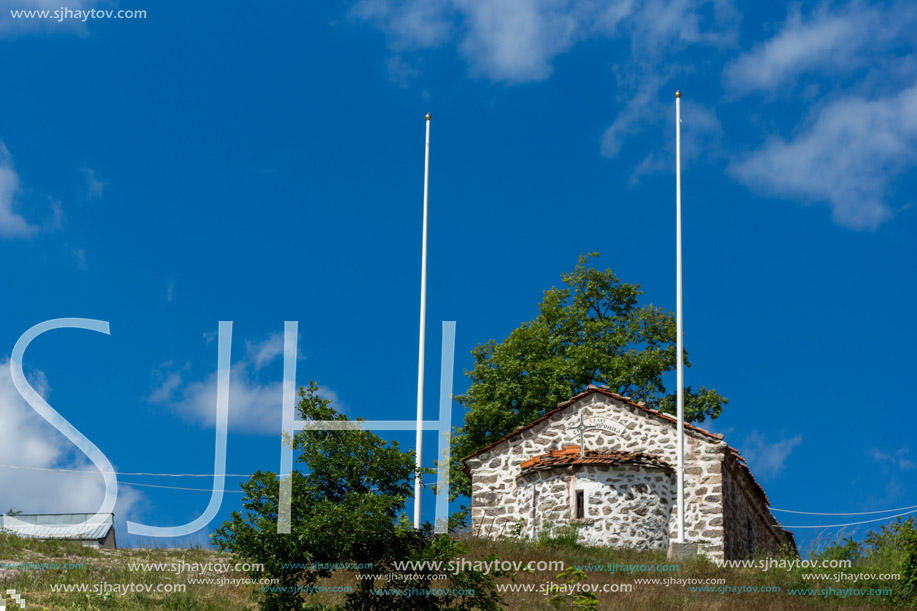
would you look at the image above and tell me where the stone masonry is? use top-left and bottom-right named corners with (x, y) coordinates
top-left (461, 386), bottom-right (795, 561)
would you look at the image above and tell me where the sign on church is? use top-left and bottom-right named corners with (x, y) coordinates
top-left (583, 417), bottom-right (623, 436)
top-left (568, 413), bottom-right (625, 456)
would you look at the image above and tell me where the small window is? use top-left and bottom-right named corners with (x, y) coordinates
top-left (575, 490), bottom-right (585, 519)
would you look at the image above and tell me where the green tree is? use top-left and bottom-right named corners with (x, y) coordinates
top-left (450, 253), bottom-right (727, 499)
top-left (814, 517), bottom-right (916, 604)
top-left (901, 522), bottom-right (917, 596)
top-left (213, 381), bottom-right (507, 611)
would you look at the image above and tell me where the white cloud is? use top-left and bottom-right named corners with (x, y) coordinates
top-left (148, 332), bottom-right (334, 435)
top-left (148, 360), bottom-right (187, 404)
top-left (723, 4), bottom-right (883, 95)
top-left (597, 0), bottom-right (734, 161)
top-left (82, 168), bottom-right (106, 198)
top-left (45, 199), bottom-right (64, 232)
top-left (0, 358), bottom-right (142, 525)
top-left (623, 0), bottom-right (738, 53)
top-left (73, 247), bottom-right (88, 270)
top-left (164, 364), bottom-right (283, 433)
top-left (353, 0), bottom-right (588, 82)
top-left (245, 333), bottom-right (284, 371)
top-left (863, 446), bottom-right (914, 509)
top-left (386, 55), bottom-right (422, 87)
top-left (351, 0), bottom-right (915, 233)
top-left (351, 0), bottom-right (455, 50)
top-left (0, 144), bottom-right (39, 238)
top-left (871, 446), bottom-right (916, 471)
top-left (730, 85), bottom-right (917, 230)
top-left (609, 88), bottom-right (723, 184)
top-left (352, 0), bottom-right (737, 172)
top-left (352, 0), bottom-right (736, 84)
top-left (628, 153), bottom-right (666, 187)
top-left (601, 74), bottom-right (662, 158)
top-left (740, 431), bottom-right (801, 481)
top-left (862, 478), bottom-right (905, 509)
top-left (452, 0), bottom-right (583, 82)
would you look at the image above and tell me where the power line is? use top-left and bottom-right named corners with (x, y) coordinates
top-left (6, 461), bottom-right (910, 514)
top-left (777, 507), bottom-right (917, 529)
top-left (0, 462), bottom-right (439, 483)
top-left (0, 463), bottom-right (252, 477)
top-left (771, 504), bottom-right (917, 516)
top-left (117, 481), bottom-right (245, 493)
top-left (0, 463), bottom-right (246, 493)
top-left (0, 462), bottom-right (440, 494)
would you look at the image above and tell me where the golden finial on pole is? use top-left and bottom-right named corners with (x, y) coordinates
top-left (675, 90), bottom-right (681, 98)
top-left (425, 113), bottom-right (431, 120)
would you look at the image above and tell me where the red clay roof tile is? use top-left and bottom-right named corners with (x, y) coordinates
top-left (459, 385), bottom-right (789, 538)
top-left (519, 445), bottom-right (673, 472)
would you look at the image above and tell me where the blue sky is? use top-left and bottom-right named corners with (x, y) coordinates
top-left (0, 0), bottom-right (915, 553)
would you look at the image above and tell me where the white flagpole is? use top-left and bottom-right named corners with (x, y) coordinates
top-left (414, 113), bottom-right (431, 529)
top-left (675, 91), bottom-right (685, 544)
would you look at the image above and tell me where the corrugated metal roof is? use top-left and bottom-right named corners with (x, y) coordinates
top-left (1, 523), bottom-right (111, 540)
top-left (0, 513), bottom-right (113, 541)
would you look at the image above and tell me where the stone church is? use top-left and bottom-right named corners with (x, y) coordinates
top-left (461, 386), bottom-right (795, 560)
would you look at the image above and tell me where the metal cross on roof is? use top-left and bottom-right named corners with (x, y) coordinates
top-left (567, 413), bottom-right (590, 457)
top-left (566, 413), bottom-right (624, 457)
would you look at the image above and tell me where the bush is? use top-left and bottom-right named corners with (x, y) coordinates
top-left (900, 521), bottom-right (917, 598)
top-left (212, 381), bottom-right (510, 611)
top-left (814, 516), bottom-right (917, 606)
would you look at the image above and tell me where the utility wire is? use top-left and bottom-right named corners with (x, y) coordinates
top-left (771, 504), bottom-right (917, 516)
top-left (0, 463), bottom-right (252, 477)
top-left (0, 462), bottom-right (437, 493)
top-left (776, 508), bottom-right (917, 529)
top-left (9, 462), bottom-right (909, 512)
top-left (118, 481), bottom-right (245, 493)
top-left (0, 464), bottom-right (246, 493)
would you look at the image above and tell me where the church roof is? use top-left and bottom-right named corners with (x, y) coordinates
top-left (461, 385), bottom-right (722, 467)
top-left (725, 447), bottom-right (770, 506)
top-left (0, 513), bottom-right (114, 541)
top-left (460, 385), bottom-right (774, 508)
top-left (519, 445), bottom-right (672, 472)
top-left (460, 385), bottom-right (795, 549)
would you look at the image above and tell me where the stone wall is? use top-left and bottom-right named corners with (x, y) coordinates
top-left (721, 456), bottom-right (791, 559)
top-left (472, 464), bottom-right (673, 550)
top-left (466, 392), bottom-right (730, 558)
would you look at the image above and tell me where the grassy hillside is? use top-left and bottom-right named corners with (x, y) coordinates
top-left (0, 530), bottom-right (909, 610)
top-left (0, 532), bottom-right (255, 610)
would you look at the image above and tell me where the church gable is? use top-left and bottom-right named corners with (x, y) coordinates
top-left (462, 385), bottom-right (794, 560)
top-left (462, 385), bottom-right (723, 475)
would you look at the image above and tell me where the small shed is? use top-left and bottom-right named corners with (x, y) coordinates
top-left (0, 513), bottom-right (116, 549)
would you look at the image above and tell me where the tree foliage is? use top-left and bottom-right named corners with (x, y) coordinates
top-left (450, 253), bottom-right (727, 499)
top-left (213, 381), bottom-right (507, 611)
top-left (814, 517), bottom-right (917, 604)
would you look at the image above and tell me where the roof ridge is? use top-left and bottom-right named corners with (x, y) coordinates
top-left (461, 386), bottom-right (724, 467)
